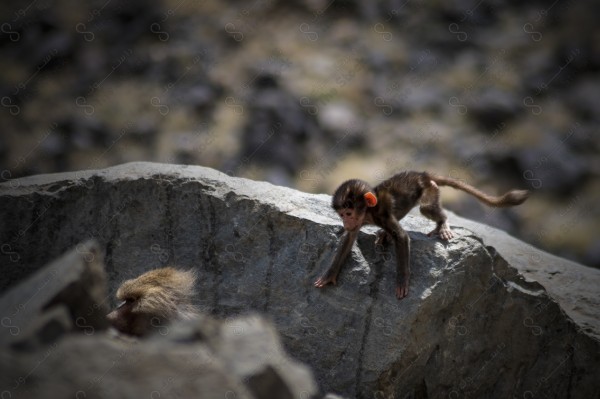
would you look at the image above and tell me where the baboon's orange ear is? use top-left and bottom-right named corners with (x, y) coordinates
top-left (364, 192), bottom-right (378, 207)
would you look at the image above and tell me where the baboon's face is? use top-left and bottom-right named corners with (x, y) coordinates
top-left (338, 208), bottom-right (365, 231)
top-left (107, 298), bottom-right (157, 336)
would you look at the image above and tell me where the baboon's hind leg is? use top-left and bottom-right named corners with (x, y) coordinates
top-left (419, 180), bottom-right (453, 240)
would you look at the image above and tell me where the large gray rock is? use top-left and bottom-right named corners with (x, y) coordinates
top-left (1, 162), bottom-right (599, 398)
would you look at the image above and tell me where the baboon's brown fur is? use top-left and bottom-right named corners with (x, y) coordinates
top-left (107, 267), bottom-right (198, 336)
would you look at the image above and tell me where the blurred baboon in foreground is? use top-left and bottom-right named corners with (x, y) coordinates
top-left (107, 267), bottom-right (198, 336)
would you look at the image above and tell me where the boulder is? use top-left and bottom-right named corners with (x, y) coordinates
top-left (0, 162), bottom-right (598, 398)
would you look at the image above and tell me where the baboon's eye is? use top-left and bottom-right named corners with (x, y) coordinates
top-left (117, 298), bottom-right (135, 309)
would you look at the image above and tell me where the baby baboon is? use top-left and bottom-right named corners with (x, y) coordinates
top-left (315, 171), bottom-right (529, 299)
top-left (107, 267), bottom-right (198, 336)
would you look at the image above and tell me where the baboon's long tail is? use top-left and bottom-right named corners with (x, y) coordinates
top-left (431, 175), bottom-right (529, 207)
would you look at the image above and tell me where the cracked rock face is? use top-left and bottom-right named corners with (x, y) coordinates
top-left (0, 162), bottom-right (599, 398)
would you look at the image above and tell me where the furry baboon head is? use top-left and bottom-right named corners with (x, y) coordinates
top-left (107, 267), bottom-right (198, 336)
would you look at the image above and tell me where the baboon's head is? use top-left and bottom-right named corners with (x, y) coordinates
top-left (107, 267), bottom-right (197, 336)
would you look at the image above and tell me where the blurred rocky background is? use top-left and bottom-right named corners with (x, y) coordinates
top-left (0, 0), bottom-right (598, 267)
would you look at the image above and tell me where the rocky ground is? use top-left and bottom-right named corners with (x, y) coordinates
top-left (0, 0), bottom-right (599, 267)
